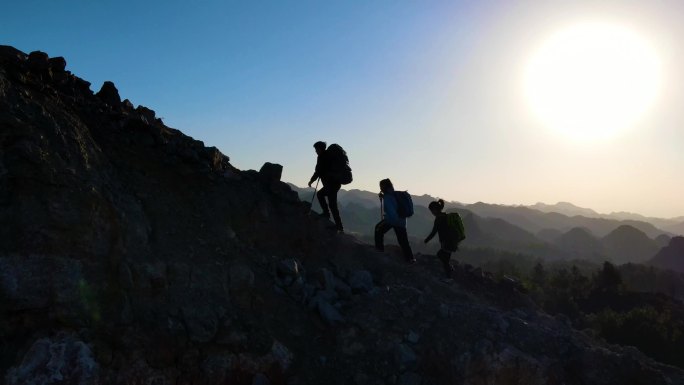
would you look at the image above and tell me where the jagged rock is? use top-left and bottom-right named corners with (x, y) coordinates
top-left (201, 354), bottom-right (234, 384)
top-left (205, 146), bottom-right (230, 171)
top-left (259, 162), bottom-right (283, 182)
top-left (122, 98), bottom-right (134, 110)
top-left (0, 255), bottom-right (83, 312)
top-left (349, 270), bottom-right (374, 293)
top-left (230, 264), bottom-right (255, 291)
top-left (183, 305), bottom-right (219, 343)
top-left (334, 277), bottom-right (352, 299)
top-left (317, 300), bottom-right (344, 325)
top-left (394, 343), bottom-right (417, 369)
top-left (6, 333), bottom-right (99, 385)
top-left (252, 373), bottom-right (271, 385)
top-left (398, 372), bottom-right (422, 385)
top-left (276, 258), bottom-right (302, 286)
top-left (136, 105), bottom-right (156, 123)
top-left (48, 56), bottom-right (66, 72)
top-left (316, 268), bottom-right (336, 291)
top-left (405, 331), bottom-right (420, 344)
top-left (27, 51), bottom-right (49, 73)
top-left (96, 80), bottom-right (121, 107)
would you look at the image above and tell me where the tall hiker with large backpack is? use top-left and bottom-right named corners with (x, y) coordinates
top-left (424, 199), bottom-right (466, 278)
top-left (308, 141), bottom-right (352, 233)
top-left (375, 178), bottom-right (416, 263)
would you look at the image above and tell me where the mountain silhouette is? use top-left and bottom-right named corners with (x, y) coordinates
top-left (601, 225), bottom-right (661, 264)
top-left (530, 201), bottom-right (600, 217)
top-left (536, 228), bottom-right (563, 242)
top-left (664, 220), bottom-right (684, 237)
top-left (2, 45), bottom-right (683, 384)
top-left (554, 227), bottom-right (605, 261)
top-left (649, 237), bottom-right (684, 273)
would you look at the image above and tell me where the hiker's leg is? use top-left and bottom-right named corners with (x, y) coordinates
top-left (437, 249), bottom-right (454, 277)
top-left (328, 182), bottom-right (343, 230)
top-left (317, 185), bottom-right (330, 216)
top-left (393, 226), bottom-right (414, 261)
top-left (375, 220), bottom-right (391, 251)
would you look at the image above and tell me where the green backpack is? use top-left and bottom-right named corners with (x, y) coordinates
top-left (446, 212), bottom-right (466, 242)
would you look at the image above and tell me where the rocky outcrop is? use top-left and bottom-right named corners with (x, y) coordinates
top-left (2, 45), bottom-right (683, 384)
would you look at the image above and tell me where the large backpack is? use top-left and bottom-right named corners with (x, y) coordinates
top-left (392, 191), bottom-right (414, 218)
top-left (326, 144), bottom-right (353, 185)
top-left (446, 212), bottom-right (466, 242)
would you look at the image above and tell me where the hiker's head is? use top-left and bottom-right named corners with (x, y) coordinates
top-left (429, 199), bottom-right (445, 215)
top-left (379, 178), bottom-right (393, 193)
top-left (313, 141), bottom-right (327, 155)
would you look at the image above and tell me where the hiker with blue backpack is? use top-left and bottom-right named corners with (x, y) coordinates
top-left (424, 199), bottom-right (466, 278)
top-left (375, 178), bottom-right (416, 263)
top-left (308, 141), bottom-right (352, 233)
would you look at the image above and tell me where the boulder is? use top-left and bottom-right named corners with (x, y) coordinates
top-left (259, 162), bottom-right (282, 182)
top-left (349, 270), bottom-right (373, 293)
top-left (6, 333), bottom-right (99, 385)
top-left (96, 81), bottom-right (121, 107)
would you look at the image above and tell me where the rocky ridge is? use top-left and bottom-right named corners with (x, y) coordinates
top-left (1, 46), bottom-right (683, 384)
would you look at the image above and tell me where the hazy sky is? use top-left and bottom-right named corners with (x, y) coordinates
top-left (3, 1), bottom-right (683, 218)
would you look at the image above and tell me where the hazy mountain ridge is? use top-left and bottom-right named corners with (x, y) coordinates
top-left (290, 185), bottom-right (670, 250)
top-left (530, 202), bottom-right (684, 235)
top-left (291, 185), bottom-right (673, 263)
top-left (293, 185), bottom-right (681, 238)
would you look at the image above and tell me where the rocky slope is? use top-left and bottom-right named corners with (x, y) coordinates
top-left (2, 45), bottom-right (684, 385)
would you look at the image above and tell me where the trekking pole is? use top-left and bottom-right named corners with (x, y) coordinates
top-left (309, 178), bottom-right (320, 213)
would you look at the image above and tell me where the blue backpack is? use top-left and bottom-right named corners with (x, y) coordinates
top-left (393, 191), bottom-right (414, 218)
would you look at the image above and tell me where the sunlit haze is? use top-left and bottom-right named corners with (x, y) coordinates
top-left (524, 22), bottom-right (661, 141)
top-left (3, 1), bottom-right (683, 218)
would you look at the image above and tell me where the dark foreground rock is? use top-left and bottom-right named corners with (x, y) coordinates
top-left (1, 45), bottom-right (683, 384)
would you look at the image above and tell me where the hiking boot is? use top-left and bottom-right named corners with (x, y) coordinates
top-left (407, 257), bottom-right (417, 264)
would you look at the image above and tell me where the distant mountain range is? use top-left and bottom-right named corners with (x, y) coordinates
top-left (530, 201), bottom-right (684, 235)
top-left (289, 184), bottom-right (680, 264)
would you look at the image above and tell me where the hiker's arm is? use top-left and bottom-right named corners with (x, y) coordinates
top-left (425, 223), bottom-right (437, 243)
top-left (308, 172), bottom-right (318, 186)
top-left (309, 157), bottom-right (322, 185)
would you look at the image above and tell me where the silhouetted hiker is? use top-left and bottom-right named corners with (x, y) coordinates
top-left (308, 141), bottom-right (348, 232)
top-left (375, 178), bottom-right (416, 263)
top-left (425, 199), bottom-right (466, 278)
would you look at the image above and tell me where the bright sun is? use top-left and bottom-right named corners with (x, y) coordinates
top-left (524, 22), bottom-right (661, 141)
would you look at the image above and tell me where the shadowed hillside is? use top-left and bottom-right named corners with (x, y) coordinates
top-left (2, 46), bottom-right (683, 385)
top-left (554, 227), bottom-right (604, 261)
top-left (650, 237), bottom-right (684, 273)
top-left (601, 225), bottom-right (661, 264)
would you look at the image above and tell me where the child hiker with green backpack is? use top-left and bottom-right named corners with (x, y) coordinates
top-left (424, 199), bottom-right (466, 278)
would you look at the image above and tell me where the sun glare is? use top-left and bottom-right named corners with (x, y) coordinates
top-left (524, 22), bottom-right (661, 141)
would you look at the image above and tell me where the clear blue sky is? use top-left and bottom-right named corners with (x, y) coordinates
top-left (3, 1), bottom-right (684, 218)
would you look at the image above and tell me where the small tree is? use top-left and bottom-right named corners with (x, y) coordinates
top-left (530, 262), bottom-right (546, 287)
top-left (593, 261), bottom-right (623, 292)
